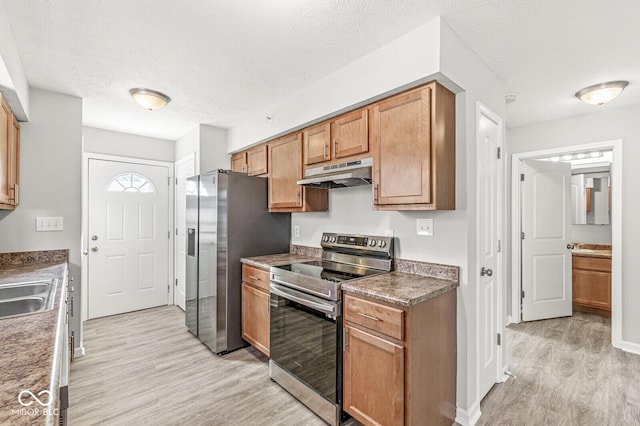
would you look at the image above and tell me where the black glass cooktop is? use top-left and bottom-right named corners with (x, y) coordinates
top-left (275, 260), bottom-right (383, 283)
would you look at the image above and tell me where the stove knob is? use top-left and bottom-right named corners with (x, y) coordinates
top-left (378, 240), bottom-right (386, 248)
top-left (368, 239), bottom-right (376, 247)
top-left (322, 235), bottom-right (329, 242)
top-left (330, 236), bottom-right (337, 243)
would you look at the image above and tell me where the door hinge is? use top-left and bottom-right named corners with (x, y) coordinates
top-left (167, 284), bottom-right (170, 294)
top-left (521, 290), bottom-right (525, 299)
top-left (497, 147), bottom-right (501, 159)
top-left (521, 232), bottom-right (525, 240)
top-left (175, 278), bottom-right (178, 287)
top-left (497, 240), bottom-right (502, 252)
top-left (175, 177), bottom-right (178, 185)
top-left (497, 333), bottom-right (501, 346)
top-left (168, 231), bottom-right (171, 239)
top-left (175, 228), bottom-right (178, 236)
top-left (520, 173), bottom-right (525, 181)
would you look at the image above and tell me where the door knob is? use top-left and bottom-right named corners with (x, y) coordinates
top-left (91, 247), bottom-right (98, 252)
top-left (481, 267), bottom-right (493, 277)
top-left (91, 235), bottom-right (99, 241)
top-left (567, 244), bottom-right (574, 250)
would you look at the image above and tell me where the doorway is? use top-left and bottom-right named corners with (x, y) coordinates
top-left (174, 153), bottom-right (196, 311)
top-left (510, 140), bottom-right (623, 348)
top-left (82, 154), bottom-right (174, 320)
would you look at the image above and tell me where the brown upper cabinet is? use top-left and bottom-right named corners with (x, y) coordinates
top-left (371, 82), bottom-right (455, 210)
top-left (230, 151), bottom-right (247, 173)
top-left (333, 108), bottom-right (368, 160)
top-left (247, 144), bottom-right (268, 176)
top-left (303, 122), bottom-right (331, 165)
top-left (302, 108), bottom-right (369, 167)
top-left (268, 133), bottom-right (328, 212)
top-left (0, 94), bottom-right (19, 210)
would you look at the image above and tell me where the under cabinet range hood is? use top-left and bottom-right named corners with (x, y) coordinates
top-left (297, 158), bottom-right (372, 188)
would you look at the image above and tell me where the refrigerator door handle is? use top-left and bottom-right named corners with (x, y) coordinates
top-left (187, 228), bottom-right (196, 257)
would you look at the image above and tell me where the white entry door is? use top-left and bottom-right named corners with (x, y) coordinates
top-left (521, 160), bottom-right (572, 321)
top-left (88, 159), bottom-right (170, 318)
top-left (174, 155), bottom-right (196, 311)
top-left (476, 104), bottom-right (503, 400)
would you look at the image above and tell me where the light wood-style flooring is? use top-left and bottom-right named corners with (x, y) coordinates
top-left (70, 307), bottom-right (640, 425)
top-left (69, 306), bottom-right (325, 426)
top-left (478, 312), bottom-right (640, 425)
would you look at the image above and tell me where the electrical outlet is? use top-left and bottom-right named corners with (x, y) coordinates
top-left (416, 218), bottom-right (433, 236)
top-left (293, 225), bottom-right (300, 238)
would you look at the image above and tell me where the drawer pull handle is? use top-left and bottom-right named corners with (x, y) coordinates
top-left (249, 275), bottom-right (261, 281)
top-left (357, 312), bottom-right (380, 321)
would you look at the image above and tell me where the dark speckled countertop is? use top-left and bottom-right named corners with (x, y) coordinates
top-left (242, 249), bottom-right (459, 307)
top-left (572, 243), bottom-right (612, 259)
top-left (0, 250), bottom-right (68, 426)
top-left (240, 253), bottom-right (319, 269)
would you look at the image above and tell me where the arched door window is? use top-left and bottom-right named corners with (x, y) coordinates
top-left (106, 173), bottom-right (156, 193)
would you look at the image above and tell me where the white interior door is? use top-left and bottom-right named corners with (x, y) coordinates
top-left (88, 159), bottom-right (170, 318)
top-left (174, 155), bottom-right (196, 311)
top-left (521, 160), bottom-right (572, 321)
top-left (477, 105), bottom-right (502, 400)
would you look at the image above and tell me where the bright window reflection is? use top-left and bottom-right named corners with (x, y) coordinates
top-left (107, 173), bottom-right (155, 193)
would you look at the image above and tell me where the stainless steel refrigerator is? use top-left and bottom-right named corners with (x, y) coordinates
top-left (185, 170), bottom-right (290, 354)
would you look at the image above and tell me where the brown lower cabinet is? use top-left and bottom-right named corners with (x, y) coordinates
top-left (572, 255), bottom-right (611, 317)
top-left (241, 264), bottom-right (271, 356)
top-left (343, 290), bottom-right (457, 426)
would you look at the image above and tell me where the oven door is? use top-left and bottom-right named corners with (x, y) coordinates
top-left (269, 282), bottom-right (341, 404)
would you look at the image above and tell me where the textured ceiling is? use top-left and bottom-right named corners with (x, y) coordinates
top-left (3, 0), bottom-right (640, 140)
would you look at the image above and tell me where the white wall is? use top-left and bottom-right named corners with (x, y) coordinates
top-left (199, 124), bottom-right (229, 172)
top-left (571, 224), bottom-right (612, 244)
top-left (507, 102), bottom-right (640, 346)
top-left (0, 0), bottom-right (29, 120)
top-left (227, 16), bottom-right (505, 422)
top-left (0, 89), bottom-right (82, 263)
top-left (175, 124), bottom-right (229, 171)
top-left (83, 126), bottom-right (174, 162)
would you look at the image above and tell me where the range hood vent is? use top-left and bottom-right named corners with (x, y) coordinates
top-left (297, 158), bottom-right (372, 189)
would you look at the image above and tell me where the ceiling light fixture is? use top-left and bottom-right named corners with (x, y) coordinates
top-left (575, 80), bottom-right (629, 105)
top-left (129, 88), bottom-right (171, 111)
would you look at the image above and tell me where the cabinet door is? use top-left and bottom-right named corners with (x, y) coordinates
top-left (231, 152), bottom-right (247, 173)
top-left (371, 86), bottom-right (432, 205)
top-left (0, 96), bottom-right (11, 206)
top-left (8, 114), bottom-right (19, 205)
top-left (303, 122), bottom-right (330, 165)
top-left (343, 325), bottom-right (404, 426)
top-left (572, 269), bottom-right (611, 310)
top-left (248, 145), bottom-right (268, 176)
top-left (333, 108), bottom-right (368, 159)
top-left (268, 134), bottom-right (303, 209)
top-left (241, 283), bottom-right (270, 356)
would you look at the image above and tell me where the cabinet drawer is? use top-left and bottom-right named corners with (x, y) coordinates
top-left (242, 264), bottom-right (270, 292)
top-left (344, 293), bottom-right (403, 340)
top-left (573, 255), bottom-right (611, 272)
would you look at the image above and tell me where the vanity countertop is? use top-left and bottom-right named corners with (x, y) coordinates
top-left (572, 243), bottom-right (612, 259)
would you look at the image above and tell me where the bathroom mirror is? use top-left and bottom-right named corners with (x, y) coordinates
top-left (571, 171), bottom-right (610, 225)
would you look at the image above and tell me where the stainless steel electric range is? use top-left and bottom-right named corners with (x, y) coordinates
top-left (269, 232), bottom-right (393, 426)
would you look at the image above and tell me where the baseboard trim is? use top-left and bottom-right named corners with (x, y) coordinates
top-left (74, 345), bottom-right (86, 358)
top-left (455, 400), bottom-right (481, 426)
top-left (620, 340), bottom-right (640, 355)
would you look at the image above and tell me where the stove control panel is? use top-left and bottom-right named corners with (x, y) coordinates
top-left (321, 232), bottom-right (393, 255)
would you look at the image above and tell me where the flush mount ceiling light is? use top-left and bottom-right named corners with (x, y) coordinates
top-left (575, 81), bottom-right (629, 105)
top-left (129, 88), bottom-right (171, 111)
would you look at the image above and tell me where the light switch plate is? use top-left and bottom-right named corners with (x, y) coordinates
top-left (293, 225), bottom-right (300, 238)
top-left (36, 216), bottom-right (64, 232)
top-left (416, 218), bottom-right (433, 236)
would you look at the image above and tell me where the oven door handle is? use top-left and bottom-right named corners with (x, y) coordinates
top-left (270, 283), bottom-right (338, 317)
top-left (270, 276), bottom-right (333, 299)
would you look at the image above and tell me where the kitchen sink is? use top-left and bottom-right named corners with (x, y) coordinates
top-left (0, 281), bottom-right (51, 300)
top-left (0, 279), bottom-right (56, 319)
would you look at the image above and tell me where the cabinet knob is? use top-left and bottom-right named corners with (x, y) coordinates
top-left (91, 247), bottom-right (99, 252)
